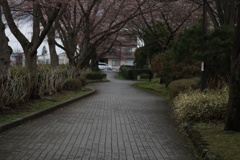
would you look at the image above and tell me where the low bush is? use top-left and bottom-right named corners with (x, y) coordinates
top-left (173, 87), bottom-right (228, 122)
top-left (119, 66), bottom-right (132, 79)
top-left (129, 69), bottom-right (152, 80)
top-left (79, 77), bottom-right (86, 86)
top-left (140, 73), bottom-right (150, 79)
top-left (120, 67), bottom-right (152, 80)
top-left (62, 78), bottom-right (82, 91)
top-left (85, 72), bottom-right (106, 80)
top-left (0, 70), bottom-right (31, 108)
top-left (168, 77), bottom-right (200, 99)
top-left (38, 65), bottom-right (76, 95)
top-left (0, 65), bottom-right (78, 108)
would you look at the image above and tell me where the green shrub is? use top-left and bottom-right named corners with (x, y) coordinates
top-left (79, 77), bottom-right (86, 86)
top-left (119, 65), bottom-right (133, 79)
top-left (62, 78), bottom-right (82, 91)
top-left (140, 73), bottom-right (150, 79)
top-left (168, 77), bottom-right (200, 99)
top-left (120, 67), bottom-right (151, 80)
top-left (173, 87), bottom-right (228, 122)
top-left (85, 72), bottom-right (106, 80)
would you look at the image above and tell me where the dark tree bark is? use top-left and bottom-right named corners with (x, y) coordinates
top-left (0, 7), bottom-right (12, 78)
top-left (1, 0), bottom-right (62, 99)
top-left (57, 25), bottom-right (78, 66)
top-left (203, 0), bottom-right (238, 28)
top-left (200, 0), bottom-right (240, 131)
top-left (2, 1), bottom-right (62, 74)
top-left (41, 4), bottom-right (67, 68)
top-left (57, 0), bottom-right (150, 70)
top-left (224, 2), bottom-right (240, 131)
top-left (48, 28), bottom-right (59, 68)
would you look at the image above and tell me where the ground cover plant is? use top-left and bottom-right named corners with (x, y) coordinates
top-left (133, 78), bottom-right (169, 98)
top-left (193, 123), bottom-right (240, 160)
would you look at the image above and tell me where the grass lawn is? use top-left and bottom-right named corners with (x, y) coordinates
top-left (133, 78), bottom-right (169, 98)
top-left (133, 78), bottom-right (240, 160)
top-left (194, 123), bottom-right (240, 160)
top-left (0, 87), bottom-right (94, 125)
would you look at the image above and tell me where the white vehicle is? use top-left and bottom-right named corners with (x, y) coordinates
top-left (98, 62), bottom-right (112, 70)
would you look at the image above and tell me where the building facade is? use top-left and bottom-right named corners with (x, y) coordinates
top-left (100, 30), bottom-right (137, 71)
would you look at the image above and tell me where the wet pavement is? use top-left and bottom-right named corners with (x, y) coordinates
top-left (0, 72), bottom-right (196, 160)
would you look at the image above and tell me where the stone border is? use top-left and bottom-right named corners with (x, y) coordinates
top-left (183, 123), bottom-right (224, 160)
top-left (0, 89), bottom-right (96, 134)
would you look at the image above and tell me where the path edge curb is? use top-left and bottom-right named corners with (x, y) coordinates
top-left (0, 89), bottom-right (96, 134)
top-left (183, 123), bottom-right (224, 160)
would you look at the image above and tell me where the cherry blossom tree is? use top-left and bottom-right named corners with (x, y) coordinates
top-left (55, 0), bottom-right (81, 66)
top-left (41, 1), bottom-right (67, 68)
top-left (55, 0), bottom-right (151, 70)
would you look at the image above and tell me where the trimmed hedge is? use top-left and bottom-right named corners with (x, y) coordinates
top-left (85, 72), bottom-right (106, 80)
top-left (120, 66), bottom-right (152, 80)
top-left (79, 77), bottom-right (86, 86)
top-left (140, 73), bottom-right (150, 79)
top-left (62, 78), bottom-right (82, 91)
top-left (168, 77), bottom-right (200, 99)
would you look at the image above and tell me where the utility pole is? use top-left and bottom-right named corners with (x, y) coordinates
top-left (201, 0), bottom-right (207, 91)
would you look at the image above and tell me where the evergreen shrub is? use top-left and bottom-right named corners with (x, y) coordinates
top-left (62, 78), bottom-right (82, 91)
top-left (85, 72), bottom-right (106, 80)
top-left (120, 67), bottom-right (151, 80)
top-left (140, 73), bottom-right (150, 79)
top-left (128, 69), bottom-right (150, 80)
top-left (168, 77), bottom-right (200, 99)
top-left (119, 65), bottom-right (134, 79)
top-left (79, 77), bottom-right (86, 86)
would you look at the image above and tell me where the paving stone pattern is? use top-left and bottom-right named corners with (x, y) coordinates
top-left (0, 72), bottom-right (196, 160)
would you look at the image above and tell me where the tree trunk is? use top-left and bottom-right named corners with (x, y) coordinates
top-left (58, 31), bottom-right (77, 66)
top-left (90, 50), bottom-right (98, 71)
top-left (0, 10), bottom-right (12, 78)
top-left (224, 8), bottom-right (240, 131)
top-left (48, 28), bottom-right (59, 68)
top-left (25, 51), bottom-right (41, 99)
top-left (225, 53), bottom-right (240, 130)
top-left (64, 44), bottom-right (77, 67)
top-left (76, 38), bottom-right (94, 69)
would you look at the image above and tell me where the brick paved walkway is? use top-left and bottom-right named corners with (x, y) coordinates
top-left (0, 72), bottom-right (196, 160)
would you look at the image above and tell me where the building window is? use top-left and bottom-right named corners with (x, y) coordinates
top-left (112, 60), bottom-right (120, 66)
top-left (125, 48), bottom-right (133, 55)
